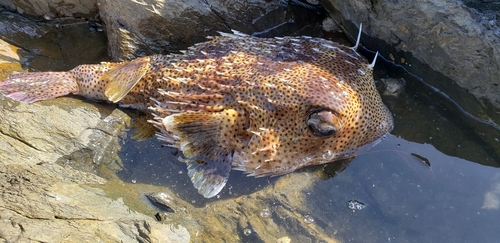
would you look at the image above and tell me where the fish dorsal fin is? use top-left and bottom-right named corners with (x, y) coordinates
top-left (217, 30), bottom-right (249, 38)
top-left (368, 51), bottom-right (379, 69)
top-left (102, 56), bottom-right (150, 103)
top-left (352, 23), bottom-right (363, 50)
top-left (161, 109), bottom-right (243, 198)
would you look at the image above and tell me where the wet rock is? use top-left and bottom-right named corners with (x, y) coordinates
top-left (97, 0), bottom-right (326, 60)
top-left (322, 0), bottom-right (500, 117)
top-left (482, 173), bottom-right (500, 210)
top-left (0, 96), bottom-right (191, 242)
top-left (321, 17), bottom-right (339, 33)
top-left (379, 78), bottom-right (406, 98)
top-left (96, 0), bottom-right (226, 61)
top-left (0, 0), bottom-right (98, 19)
top-left (0, 39), bottom-right (23, 79)
top-left (0, 39), bottom-right (190, 241)
top-left (144, 192), bottom-right (177, 213)
top-left (142, 172), bottom-right (340, 242)
top-left (0, 10), bottom-right (108, 71)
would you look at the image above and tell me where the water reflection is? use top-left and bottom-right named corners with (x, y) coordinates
top-left (308, 133), bottom-right (500, 242)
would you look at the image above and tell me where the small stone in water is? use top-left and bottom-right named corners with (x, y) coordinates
top-left (260, 208), bottom-right (270, 218)
top-left (303, 215), bottom-right (314, 224)
top-left (243, 228), bottom-right (252, 236)
top-left (348, 199), bottom-right (366, 211)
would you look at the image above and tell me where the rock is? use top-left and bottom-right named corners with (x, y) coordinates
top-left (321, 17), bottom-right (339, 33)
top-left (0, 95), bottom-right (191, 242)
top-left (482, 173), bottom-right (500, 210)
top-left (0, 0), bottom-right (97, 19)
top-left (0, 93), bottom-right (191, 242)
top-left (322, 0), bottom-right (500, 121)
top-left (97, 0), bottom-right (326, 60)
top-left (96, 0), bottom-right (228, 60)
top-left (0, 38), bottom-right (191, 242)
top-left (143, 172), bottom-right (340, 242)
top-left (0, 39), bottom-right (23, 79)
top-left (0, 164), bottom-right (190, 242)
top-left (379, 78), bottom-right (406, 98)
top-left (0, 10), bottom-right (108, 71)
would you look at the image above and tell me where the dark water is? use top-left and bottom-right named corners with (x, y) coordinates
top-left (3, 9), bottom-right (500, 242)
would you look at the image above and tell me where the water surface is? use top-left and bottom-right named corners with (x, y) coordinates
top-left (113, 54), bottom-right (500, 242)
top-left (2, 10), bottom-right (500, 242)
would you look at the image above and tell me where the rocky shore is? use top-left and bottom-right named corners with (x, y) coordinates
top-left (1, 0), bottom-right (499, 242)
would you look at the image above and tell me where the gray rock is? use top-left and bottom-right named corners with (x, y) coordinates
top-left (0, 96), bottom-right (191, 242)
top-left (0, 0), bottom-right (97, 19)
top-left (379, 78), bottom-right (406, 98)
top-left (322, 0), bottom-right (500, 120)
top-left (0, 10), bottom-right (109, 71)
top-left (0, 37), bottom-right (190, 241)
top-left (96, 0), bottom-right (229, 61)
top-left (97, 0), bottom-right (326, 60)
top-left (144, 173), bottom-right (338, 242)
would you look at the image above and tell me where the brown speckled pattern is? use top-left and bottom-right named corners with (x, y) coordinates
top-left (0, 32), bottom-right (393, 197)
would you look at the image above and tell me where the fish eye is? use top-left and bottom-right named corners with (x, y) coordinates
top-left (307, 110), bottom-right (338, 137)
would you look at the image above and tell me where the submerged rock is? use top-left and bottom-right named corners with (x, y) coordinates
top-left (0, 94), bottom-right (191, 242)
top-left (0, 0), bottom-right (97, 19)
top-left (0, 95), bottom-right (192, 242)
top-left (142, 172), bottom-right (340, 242)
top-left (0, 10), bottom-right (108, 71)
top-left (0, 37), bottom-right (191, 241)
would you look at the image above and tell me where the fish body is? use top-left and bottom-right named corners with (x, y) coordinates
top-left (0, 31), bottom-right (393, 198)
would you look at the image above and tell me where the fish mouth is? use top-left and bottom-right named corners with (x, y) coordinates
top-left (231, 149), bottom-right (357, 177)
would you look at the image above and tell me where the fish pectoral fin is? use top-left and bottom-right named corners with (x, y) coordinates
top-left (102, 56), bottom-right (150, 103)
top-left (160, 110), bottom-right (242, 198)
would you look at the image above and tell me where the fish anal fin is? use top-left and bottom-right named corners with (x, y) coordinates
top-left (0, 72), bottom-right (78, 103)
top-left (159, 109), bottom-right (245, 197)
top-left (103, 56), bottom-right (150, 103)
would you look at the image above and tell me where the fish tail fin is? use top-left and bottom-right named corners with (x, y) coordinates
top-left (0, 71), bottom-right (79, 103)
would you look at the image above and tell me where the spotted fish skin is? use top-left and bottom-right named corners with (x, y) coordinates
top-left (0, 31), bottom-right (393, 198)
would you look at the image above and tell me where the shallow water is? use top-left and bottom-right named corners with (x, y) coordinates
top-left (117, 86), bottom-right (500, 242)
top-left (2, 10), bottom-right (500, 243)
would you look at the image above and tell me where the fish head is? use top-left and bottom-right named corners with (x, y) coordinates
top-left (232, 44), bottom-right (394, 177)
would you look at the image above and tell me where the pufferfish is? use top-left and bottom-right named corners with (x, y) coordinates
top-left (0, 29), bottom-right (393, 198)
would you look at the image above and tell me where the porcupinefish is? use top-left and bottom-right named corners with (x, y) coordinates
top-left (0, 30), bottom-right (393, 198)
